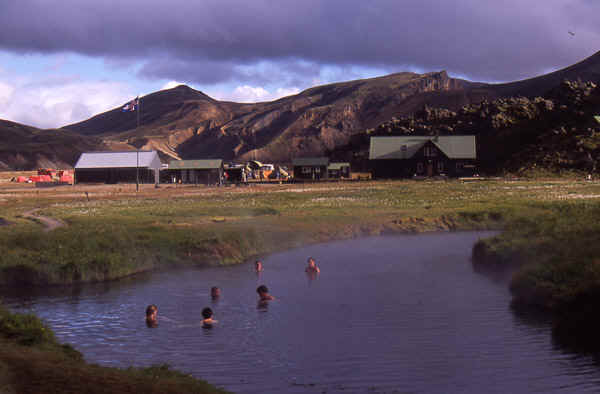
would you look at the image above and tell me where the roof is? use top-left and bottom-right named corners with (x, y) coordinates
top-left (75, 151), bottom-right (161, 169)
top-left (328, 162), bottom-right (350, 170)
top-left (169, 159), bottom-right (223, 170)
top-left (292, 157), bottom-right (330, 166)
top-left (369, 136), bottom-right (476, 160)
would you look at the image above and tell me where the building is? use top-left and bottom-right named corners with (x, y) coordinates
top-left (168, 159), bottom-right (224, 185)
top-left (327, 162), bottom-right (351, 179)
top-left (292, 157), bottom-right (329, 180)
top-left (74, 150), bottom-right (161, 184)
top-left (369, 136), bottom-right (477, 178)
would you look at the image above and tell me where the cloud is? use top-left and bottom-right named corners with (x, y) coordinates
top-left (0, 0), bottom-right (598, 83)
top-left (211, 85), bottom-right (300, 103)
top-left (161, 80), bottom-right (186, 90)
top-left (0, 72), bottom-right (134, 128)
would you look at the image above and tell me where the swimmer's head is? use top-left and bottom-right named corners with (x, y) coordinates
top-left (202, 307), bottom-right (213, 319)
top-left (307, 257), bottom-right (316, 266)
top-left (211, 286), bottom-right (220, 298)
top-left (256, 285), bottom-right (269, 295)
top-left (146, 304), bottom-right (158, 318)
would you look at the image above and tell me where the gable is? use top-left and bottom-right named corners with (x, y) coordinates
top-left (369, 136), bottom-right (476, 160)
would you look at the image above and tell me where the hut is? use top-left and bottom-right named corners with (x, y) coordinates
top-left (168, 159), bottom-right (224, 185)
top-left (74, 150), bottom-right (161, 184)
top-left (327, 162), bottom-right (351, 179)
top-left (369, 136), bottom-right (477, 178)
top-left (292, 157), bottom-right (330, 180)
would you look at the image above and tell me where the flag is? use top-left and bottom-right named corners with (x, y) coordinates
top-left (122, 97), bottom-right (139, 112)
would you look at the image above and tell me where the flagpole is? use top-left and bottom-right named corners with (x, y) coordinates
top-left (136, 96), bottom-right (140, 192)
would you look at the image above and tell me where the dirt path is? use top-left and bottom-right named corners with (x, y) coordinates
top-left (22, 209), bottom-right (65, 232)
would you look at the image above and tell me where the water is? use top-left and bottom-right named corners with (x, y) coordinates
top-left (4, 232), bottom-right (600, 393)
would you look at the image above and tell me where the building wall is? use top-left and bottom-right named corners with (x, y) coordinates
top-left (328, 167), bottom-right (350, 179)
top-left (293, 165), bottom-right (328, 180)
top-left (371, 158), bottom-right (477, 178)
top-left (75, 168), bottom-right (157, 184)
top-left (171, 168), bottom-right (223, 185)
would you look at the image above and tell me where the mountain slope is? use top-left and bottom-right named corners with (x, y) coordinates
top-left (332, 79), bottom-right (600, 175)
top-left (2, 50), bottom-right (598, 171)
top-left (65, 71), bottom-right (489, 162)
top-left (0, 120), bottom-right (105, 170)
top-left (62, 51), bottom-right (600, 164)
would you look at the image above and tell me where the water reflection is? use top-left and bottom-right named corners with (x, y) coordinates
top-left (3, 232), bottom-right (600, 393)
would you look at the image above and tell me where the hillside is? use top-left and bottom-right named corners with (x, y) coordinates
top-left (332, 79), bottom-right (600, 175)
top-left (1, 50), bottom-right (599, 171)
top-left (63, 71), bottom-right (488, 163)
top-left (0, 120), bottom-right (104, 170)
top-left (61, 51), bottom-right (600, 166)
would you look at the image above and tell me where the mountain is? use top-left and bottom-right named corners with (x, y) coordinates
top-left (4, 50), bottom-right (600, 171)
top-left (63, 71), bottom-right (487, 163)
top-left (62, 51), bottom-right (600, 165)
top-left (333, 79), bottom-right (600, 175)
top-left (0, 120), bottom-right (105, 170)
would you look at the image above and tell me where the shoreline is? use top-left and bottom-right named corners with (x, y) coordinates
top-left (2, 179), bottom-right (600, 351)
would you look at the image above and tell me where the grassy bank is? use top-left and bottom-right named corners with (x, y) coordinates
top-left (472, 199), bottom-right (600, 350)
top-left (0, 304), bottom-right (228, 393)
top-left (0, 179), bottom-right (599, 286)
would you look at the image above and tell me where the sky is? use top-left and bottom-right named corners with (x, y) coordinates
top-left (0, 0), bottom-right (598, 129)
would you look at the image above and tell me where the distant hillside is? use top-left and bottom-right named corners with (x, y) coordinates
top-left (331, 79), bottom-right (600, 175)
top-left (0, 120), bottom-right (104, 170)
top-left (2, 50), bottom-right (598, 171)
top-left (61, 51), bottom-right (600, 165)
top-left (63, 71), bottom-right (488, 163)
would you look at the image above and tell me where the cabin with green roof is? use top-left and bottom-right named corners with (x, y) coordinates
top-left (292, 157), bottom-right (330, 180)
top-left (368, 136), bottom-right (477, 178)
top-left (168, 159), bottom-right (224, 185)
top-left (327, 162), bottom-right (351, 179)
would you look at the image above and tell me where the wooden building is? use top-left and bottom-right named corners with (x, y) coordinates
top-left (369, 136), bottom-right (477, 178)
top-left (168, 159), bottom-right (224, 185)
top-left (74, 150), bottom-right (161, 184)
top-left (292, 157), bottom-right (329, 180)
top-left (327, 162), bottom-right (351, 179)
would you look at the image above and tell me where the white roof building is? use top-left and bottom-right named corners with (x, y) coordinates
top-left (74, 150), bottom-right (162, 184)
top-left (75, 150), bottom-right (162, 169)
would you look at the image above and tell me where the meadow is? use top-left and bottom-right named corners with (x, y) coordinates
top-left (2, 177), bottom-right (600, 359)
top-left (1, 178), bottom-right (599, 288)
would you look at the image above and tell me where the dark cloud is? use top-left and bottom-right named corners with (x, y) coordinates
top-left (0, 0), bottom-right (598, 84)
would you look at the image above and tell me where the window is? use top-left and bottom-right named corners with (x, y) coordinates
top-left (437, 161), bottom-right (444, 172)
top-left (301, 166), bottom-right (311, 174)
top-left (456, 162), bottom-right (463, 172)
top-left (314, 167), bottom-right (321, 173)
top-left (424, 146), bottom-right (437, 157)
top-left (416, 162), bottom-right (424, 173)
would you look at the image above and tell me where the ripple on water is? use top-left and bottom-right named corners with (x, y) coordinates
top-left (4, 232), bottom-right (600, 394)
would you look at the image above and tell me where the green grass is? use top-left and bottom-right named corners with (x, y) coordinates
top-left (2, 179), bottom-right (600, 286)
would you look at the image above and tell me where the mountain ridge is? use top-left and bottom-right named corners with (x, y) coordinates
top-left (2, 50), bottom-right (599, 170)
